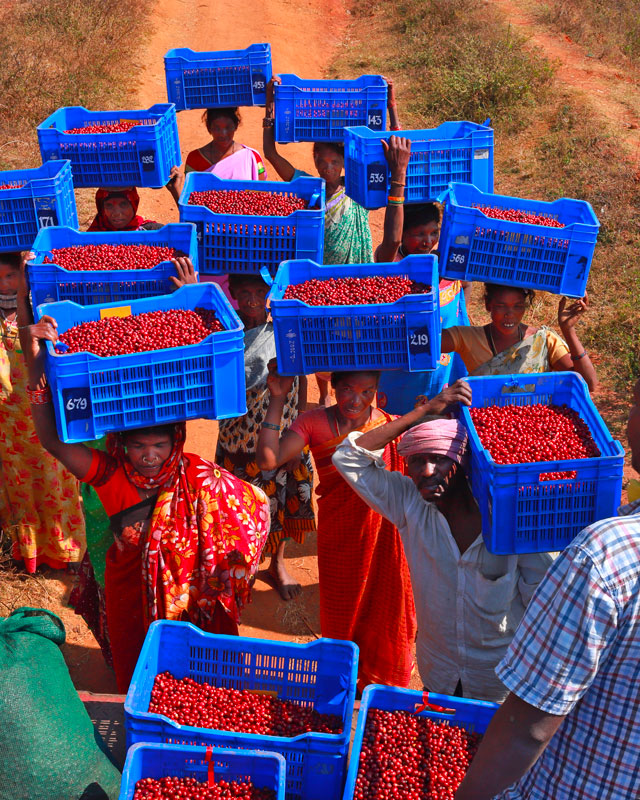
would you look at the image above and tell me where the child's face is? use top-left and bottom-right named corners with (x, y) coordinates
top-left (485, 288), bottom-right (528, 335)
top-left (231, 281), bottom-right (269, 323)
top-left (0, 262), bottom-right (19, 295)
top-left (103, 197), bottom-right (135, 229)
top-left (402, 222), bottom-right (439, 255)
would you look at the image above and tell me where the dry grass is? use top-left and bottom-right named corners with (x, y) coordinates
top-left (0, 0), bottom-right (152, 172)
top-left (537, 1), bottom-right (640, 65)
top-left (335, 0), bottom-right (640, 438)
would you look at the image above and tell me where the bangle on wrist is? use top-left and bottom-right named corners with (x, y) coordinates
top-left (262, 421), bottom-right (280, 431)
top-left (390, 126), bottom-right (401, 131)
top-left (26, 384), bottom-right (52, 405)
top-left (388, 195), bottom-right (405, 205)
top-left (390, 180), bottom-right (405, 187)
top-left (571, 350), bottom-right (587, 362)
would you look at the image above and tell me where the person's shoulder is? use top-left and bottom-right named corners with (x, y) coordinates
top-left (565, 512), bottom-right (640, 597)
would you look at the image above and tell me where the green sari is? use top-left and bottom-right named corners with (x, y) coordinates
top-left (323, 185), bottom-right (373, 265)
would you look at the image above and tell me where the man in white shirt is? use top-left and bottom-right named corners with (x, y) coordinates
top-left (332, 380), bottom-right (554, 703)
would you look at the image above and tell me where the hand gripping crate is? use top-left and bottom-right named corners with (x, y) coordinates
top-left (119, 744), bottom-right (286, 800)
top-left (178, 172), bottom-right (325, 275)
top-left (37, 284), bottom-right (245, 443)
top-left (124, 621), bottom-right (359, 800)
top-left (344, 121), bottom-right (494, 209)
top-left (165, 43), bottom-right (272, 110)
top-left (269, 255), bottom-right (441, 375)
top-left (460, 372), bottom-right (624, 555)
top-left (37, 104), bottom-right (181, 189)
top-left (342, 685), bottom-right (498, 800)
top-left (28, 224), bottom-right (198, 307)
top-left (0, 161), bottom-right (78, 252)
top-left (274, 74), bottom-right (387, 143)
top-left (439, 183), bottom-right (600, 298)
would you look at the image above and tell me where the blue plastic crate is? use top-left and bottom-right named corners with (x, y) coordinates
top-left (179, 172), bottom-right (325, 275)
top-left (269, 255), bottom-right (440, 375)
top-left (36, 284), bottom-right (245, 442)
top-left (274, 74), bottom-right (387, 143)
top-left (439, 183), bottom-right (600, 297)
top-left (37, 104), bottom-right (181, 189)
top-left (28, 224), bottom-right (198, 307)
top-left (165, 44), bottom-right (272, 110)
top-left (460, 373), bottom-right (624, 555)
top-left (343, 685), bottom-right (498, 800)
top-left (0, 161), bottom-right (78, 252)
top-left (120, 744), bottom-right (286, 800)
top-left (125, 621), bottom-right (358, 800)
top-left (343, 122), bottom-right (494, 209)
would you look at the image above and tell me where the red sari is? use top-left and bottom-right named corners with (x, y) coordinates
top-left (291, 409), bottom-right (416, 690)
top-left (82, 425), bottom-right (270, 691)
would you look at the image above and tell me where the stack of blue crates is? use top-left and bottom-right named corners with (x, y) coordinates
top-left (124, 621), bottom-right (359, 800)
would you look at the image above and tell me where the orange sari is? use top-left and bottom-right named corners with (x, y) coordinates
top-left (310, 411), bottom-right (416, 690)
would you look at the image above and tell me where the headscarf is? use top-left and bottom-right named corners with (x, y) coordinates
top-left (397, 418), bottom-right (469, 471)
top-left (106, 422), bottom-right (270, 629)
top-left (88, 187), bottom-right (149, 232)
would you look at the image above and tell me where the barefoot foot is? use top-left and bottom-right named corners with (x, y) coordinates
top-left (267, 556), bottom-right (302, 601)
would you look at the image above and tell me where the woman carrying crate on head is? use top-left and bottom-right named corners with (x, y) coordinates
top-left (257, 368), bottom-right (416, 694)
top-left (0, 252), bottom-right (85, 573)
top-left (18, 265), bottom-right (270, 693)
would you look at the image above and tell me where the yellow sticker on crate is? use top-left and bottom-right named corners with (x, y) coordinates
top-left (100, 305), bottom-right (131, 319)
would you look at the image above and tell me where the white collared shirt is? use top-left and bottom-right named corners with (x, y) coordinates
top-left (332, 432), bottom-right (555, 702)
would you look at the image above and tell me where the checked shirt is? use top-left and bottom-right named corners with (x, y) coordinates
top-left (494, 503), bottom-right (640, 799)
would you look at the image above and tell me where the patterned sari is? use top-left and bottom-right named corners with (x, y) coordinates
top-left (324, 184), bottom-right (373, 265)
top-left (83, 424), bottom-right (270, 691)
top-left (311, 411), bottom-right (416, 690)
top-left (216, 323), bottom-right (316, 553)
top-left (0, 317), bottom-right (85, 571)
top-left (471, 327), bottom-right (551, 376)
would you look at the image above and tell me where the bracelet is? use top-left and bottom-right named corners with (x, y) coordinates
top-left (388, 195), bottom-right (405, 205)
top-left (26, 384), bottom-right (52, 405)
top-left (390, 126), bottom-right (401, 131)
top-left (262, 117), bottom-right (274, 128)
top-left (390, 180), bottom-right (405, 187)
top-left (262, 421), bottom-right (281, 431)
top-left (571, 350), bottom-right (587, 362)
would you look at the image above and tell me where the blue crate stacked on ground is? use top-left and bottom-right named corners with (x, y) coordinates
top-left (0, 161), bottom-right (78, 252)
top-left (119, 744), bottom-right (286, 800)
top-left (178, 172), bottom-right (325, 275)
top-left (439, 183), bottom-right (600, 298)
top-left (28, 224), bottom-right (198, 307)
top-left (37, 284), bottom-right (245, 443)
top-left (37, 104), bottom-right (181, 189)
top-left (269, 255), bottom-right (440, 375)
top-left (165, 44), bottom-right (272, 110)
top-left (343, 121), bottom-right (494, 209)
top-left (343, 685), bottom-right (498, 800)
top-left (460, 372), bottom-right (624, 555)
top-left (125, 621), bottom-right (358, 800)
top-left (274, 74), bottom-right (387, 143)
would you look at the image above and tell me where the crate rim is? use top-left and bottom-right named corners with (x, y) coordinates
top-left (345, 120), bottom-right (493, 139)
top-left (164, 43), bottom-right (271, 60)
top-left (38, 283), bottom-right (243, 360)
top-left (268, 255), bottom-right (438, 309)
top-left (275, 73), bottom-right (387, 87)
top-left (461, 372), bottom-right (624, 472)
top-left (445, 181), bottom-right (600, 228)
top-left (37, 103), bottom-right (176, 132)
top-left (178, 172), bottom-right (326, 217)
top-left (125, 619), bottom-right (357, 745)
top-left (30, 223), bottom-right (197, 268)
top-left (0, 159), bottom-right (74, 182)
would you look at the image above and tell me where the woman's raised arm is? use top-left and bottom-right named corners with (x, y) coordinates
top-left (256, 362), bottom-right (308, 470)
top-left (262, 76), bottom-right (296, 182)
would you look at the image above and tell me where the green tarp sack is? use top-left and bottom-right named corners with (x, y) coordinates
top-left (0, 607), bottom-right (121, 800)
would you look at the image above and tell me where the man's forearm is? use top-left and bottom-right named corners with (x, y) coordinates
top-left (454, 694), bottom-right (565, 800)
